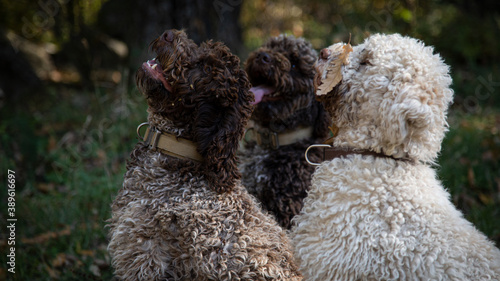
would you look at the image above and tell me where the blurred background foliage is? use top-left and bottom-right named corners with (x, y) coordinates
top-left (0, 0), bottom-right (499, 279)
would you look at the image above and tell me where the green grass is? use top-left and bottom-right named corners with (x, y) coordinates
top-left (0, 79), bottom-right (147, 280)
top-left (0, 80), bottom-right (499, 280)
top-left (438, 110), bottom-right (500, 244)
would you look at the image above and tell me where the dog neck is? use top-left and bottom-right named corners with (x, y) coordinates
top-left (245, 125), bottom-right (313, 149)
top-left (137, 123), bottom-right (203, 162)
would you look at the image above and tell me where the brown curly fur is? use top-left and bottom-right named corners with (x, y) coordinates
top-left (239, 35), bottom-right (330, 229)
top-left (108, 30), bottom-right (302, 281)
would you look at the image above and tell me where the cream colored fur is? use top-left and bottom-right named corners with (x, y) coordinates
top-left (291, 33), bottom-right (500, 280)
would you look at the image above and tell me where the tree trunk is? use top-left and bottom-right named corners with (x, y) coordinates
top-left (98, 0), bottom-right (245, 72)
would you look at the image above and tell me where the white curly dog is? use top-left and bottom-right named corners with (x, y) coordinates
top-left (292, 33), bottom-right (500, 280)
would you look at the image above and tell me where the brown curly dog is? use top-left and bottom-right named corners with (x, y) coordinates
top-left (239, 35), bottom-right (330, 229)
top-left (107, 30), bottom-right (302, 281)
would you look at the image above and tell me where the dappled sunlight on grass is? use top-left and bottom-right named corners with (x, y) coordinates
top-left (439, 110), bottom-right (500, 244)
top-left (0, 79), bottom-right (148, 279)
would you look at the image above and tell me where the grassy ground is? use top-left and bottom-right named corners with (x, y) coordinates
top-left (0, 80), bottom-right (499, 280)
top-left (439, 110), bottom-right (500, 241)
top-left (0, 77), bottom-right (147, 280)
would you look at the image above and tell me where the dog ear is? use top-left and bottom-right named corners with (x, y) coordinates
top-left (382, 84), bottom-right (452, 160)
top-left (384, 93), bottom-right (433, 144)
top-left (193, 60), bottom-right (253, 193)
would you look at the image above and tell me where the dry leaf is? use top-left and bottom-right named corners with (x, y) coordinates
top-left (323, 124), bottom-right (340, 144)
top-left (21, 225), bottom-right (71, 245)
top-left (51, 253), bottom-right (68, 268)
top-left (78, 249), bottom-right (96, 257)
top-left (36, 183), bottom-right (55, 193)
top-left (316, 42), bottom-right (353, 96)
top-left (45, 264), bottom-right (61, 279)
top-left (478, 193), bottom-right (493, 205)
top-left (47, 135), bottom-right (57, 152)
top-left (467, 167), bottom-right (475, 187)
top-left (329, 124), bottom-right (340, 138)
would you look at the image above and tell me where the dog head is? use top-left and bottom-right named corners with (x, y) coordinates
top-left (136, 29), bottom-right (253, 193)
top-left (136, 29), bottom-right (198, 124)
top-left (245, 35), bottom-right (328, 136)
top-left (316, 34), bottom-right (454, 163)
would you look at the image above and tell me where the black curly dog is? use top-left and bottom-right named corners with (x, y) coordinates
top-left (240, 35), bottom-right (330, 229)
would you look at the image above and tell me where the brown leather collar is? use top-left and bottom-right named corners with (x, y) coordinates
top-left (137, 122), bottom-right (203, 162)
top-left (305, 144), bottom-right (414, 166)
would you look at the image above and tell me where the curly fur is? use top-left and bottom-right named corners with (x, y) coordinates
top-left (239, 35), bottom-right (330, 229)
top-left (291, 33), bottom-right (500, 280)
top-left (108, 29), bottom-right (302, 281)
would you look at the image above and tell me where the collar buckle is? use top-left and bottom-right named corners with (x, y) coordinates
top-left (145, 129), bottom-right (161, 151)
top-left (256, 131), bottom-right (279, 149)
top-left (136, 122), bottom-right (203, 162)
top-left (305, 144), bottom-right (332, 166)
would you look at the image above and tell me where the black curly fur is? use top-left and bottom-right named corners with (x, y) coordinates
top-left (240, 35), bottom-right (330, 229)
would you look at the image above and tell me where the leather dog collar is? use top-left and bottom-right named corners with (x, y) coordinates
top-left (245, 126), bottom-right (313, 149)
top-left (137, 122), bottom-right (203, 162)
top-left (305, 144), bottom-right (413, 166)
